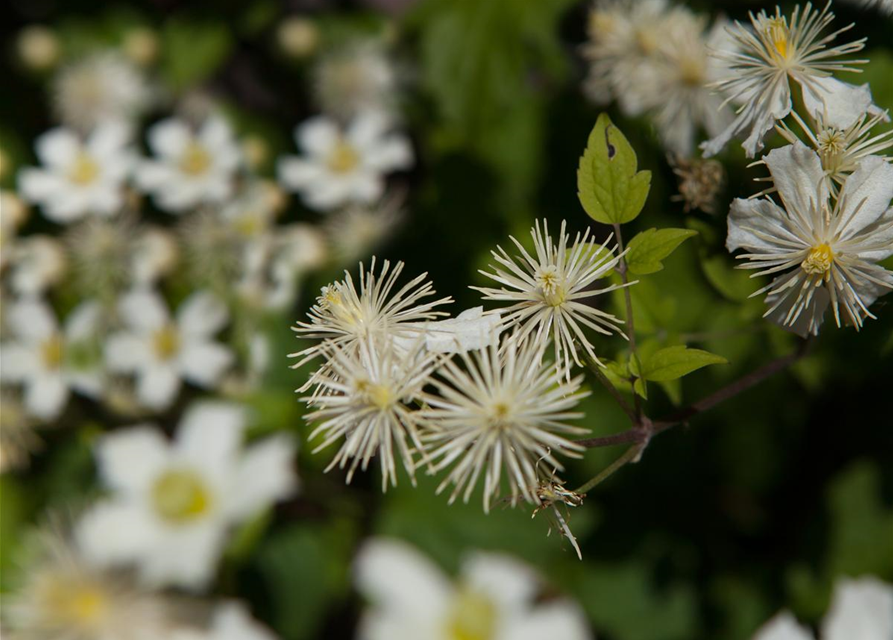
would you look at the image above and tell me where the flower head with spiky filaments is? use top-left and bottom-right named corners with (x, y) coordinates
top-left (703, 2), bottom-right (877, 158)
top-left (290, 258), bottom-right (452, 374)
top-left (474, 219), bottom-right (628, 376)
top-left (420, 335), bottom-right (589, 513)
top-left (302, 337), bottom-right (442, 491)
top-left (727, 143), bottom-right (893, 336)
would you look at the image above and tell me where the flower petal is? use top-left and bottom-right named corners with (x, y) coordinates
top-left (763, 143), bottom-right (828, 224)
top-left (836, 156), bottom-right (893, 240)
top-left (751, 612), bottom-right (814, 640)
top-left (177, 290), bottom-right (229, 337)
top-left (224, 435), bottom-right (298, 521)
top-left (822, 577), bottom-right (893, 640)
top-left (800, 76), bottom-right (873, 131)
top-left (175, 401), bottom-right (246, 479)
top-left (95, 425), bottom-right (171, 495)
top-left (726, 198), bottom-right (801, 254)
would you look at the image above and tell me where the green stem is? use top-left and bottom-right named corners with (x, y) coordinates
top-left (611, 223), bottom-right (643, 420)
top-left (574, 444), bottom-right (642, 494)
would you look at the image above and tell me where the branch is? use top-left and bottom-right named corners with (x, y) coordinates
top-left (578, 337), bottom-right (813, 449)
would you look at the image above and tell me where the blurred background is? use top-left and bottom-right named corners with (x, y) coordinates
top-left (1, 0), bottom-right (892, 639)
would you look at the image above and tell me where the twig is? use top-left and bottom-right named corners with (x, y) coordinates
top-left (573, 443), bottom-right (643, 494)
top-left (612, 223), bottom-right (643, 420)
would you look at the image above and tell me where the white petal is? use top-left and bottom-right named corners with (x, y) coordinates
top-left (35, 127), bottom-right (80, 168)
top-left (763, 143), bottom-right (828, 223)
top-left (364, 136), bottom-right (413, 172)
top-left (277, 157), bottom-right (326, 191)
top-left (348, 110), bottom-right (390, 149)
top-left (25, 374), bottom-right (69, 420)
top-left (0, 344), bottom-right (41, 382)
top-left (6, 298), bottom-right (58, 341)
top-left (75, 500), bottom-right (160, 568)
top-left (224, 435), bottom-right (298, 521)
top-left (200, 117), bottom-right (236, 152)
top-left (18, 169), bottom-right (67, 205)
top-left (148, 118), bottom-right (191, 158)
top-left (139, 520), bottom-right (227, 591)
top-left (88, 120), bottom-right (132, 160)
top-left (800, 76), bottom-right (873, 131)
top-left (752, 612), bottom-right (814, 640)
top-left (462, 552), bottom-right (538, 613)
top-left (119, 289), bottom-right (169, 331)
top-left (836, 156), bottom-right (893, 240)
top-left (502, 602), bottom-right (592, 640)
top-left (95, 425), bottom-right (171, 495)
top-left (136, 365), bottom-right (181, 410)
top-left (764, 273), bottom-right (830, 338)
top-left (177, 290), bottom-right (229, 337)
top-left (726, 198), bottom-right (801, 254)
top-left (822, 577), bottom-right (893, 640)
top-left (105, 333), bottom-right (153, 372)
top-left (175, 401), bottom-right (247, 480)
top-left (354, 539), bottom-right (453, 618)
top-left (209, 602), bottom-right (277, 640)
top-left (65, 300), bottom-right (102, 340)
top-left (296, 117), bottom-right (339, 156)
top-left (425, 308), bottom-right (502, 353)
top-left (179, 342), bottom-right (234, 388)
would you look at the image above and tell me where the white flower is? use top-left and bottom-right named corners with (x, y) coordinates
top-left (303, 337), bottom-right (441, 491)
top-left (52, 52), bottom-right (153, 131)
top-left (18, 122), bottom-right (134, 223)
top-left (355, 539), bottom-right (592, 640)
top-left (324, 194), bottom-right (404, 264)
top-left (172, 602), bottom-right (278, 640)
top-left (727, 143), bottom-right (893, 336)
top-left (6, 235), bottom-right (67, 297)
top-left (776, 108), bottom-right (893, 196)
top-left (0, 299), bottom-right (104, 421)
top-left (75, 402), bottom-right (297, 590)
top-left (474, 219), bottom-right (627, 374)
top-left (703, 2), bottom-right (880, 158)
top-left (420, 335), bottom-right (589, 513)
top-left (421, 306), bottom-right (503, 354)
top-left (290, 258), bottom-right (451, 371)
top-left (137, 117), bottom-right (242, 213)
top-left (4, 524), bottom-right (172, 640)
top-left (752, 576), bottom-right (893, 640)
top-left (277, 111), bottom-right (413, 212)
top-left (105, 289), bottom-right (234, 411)
top-left (0, 190), bottom-right (29, 270)
top-left (313, 41), bottom-right (400, 120)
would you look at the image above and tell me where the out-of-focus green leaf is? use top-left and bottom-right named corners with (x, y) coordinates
top-left (640, 345), bottom-right (728, 382)
top-left (701, 255), bottom-right (760, 303)
top-left (160, 19), bottom-right (233, 91)
top-left (578, 113), bottom-right (652, 225)
top-left (626, 228), bottom-right (698, 275)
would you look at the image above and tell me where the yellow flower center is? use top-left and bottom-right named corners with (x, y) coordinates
top-left (487, 401), bottom-right (513, 430)
top-left (765, 17), bottom-right (791, 61)
top-left (635, 27), bottom-right (660, 55)
top-left (152, 325), bottom-right (181, 360)
top-left (151, 469), bottom-right (212, 523)
top-left (446, 590), bottom-right (498, 640)
top-left (679, 56), bottom-right (705, 86)
top-left (817, 129), bottom-right (847, 171)
top-left (41, 334), bottom-right (65, 370)
top-left (801, 243), bottom-right (834, 277)
top-left (39, 577), bottom-right (110, 631)
top-left (327, 139), bottom-right (360, 174)
top-left (588, 11), bottom-right (616, 36)
top-left (179, 142), bottom-right (212, 176)
top-left (68, 153), bottom-right (100, 185)
top-left (233, 211), bottom-right (264, 237)
top-left (536, 267), bottom-right (567, 307)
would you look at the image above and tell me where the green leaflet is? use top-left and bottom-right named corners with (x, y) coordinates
top-left (639, 345), bottom-right (728, 382)
top-left (577, 113), bottom-right (651, 225)
top-left (626, 228), bottom-right (698, 275)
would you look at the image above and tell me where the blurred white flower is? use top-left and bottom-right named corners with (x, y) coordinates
top-left (172, 602), bottom-right (278, 640)
top-left (18, 122), bottom-right (134, 223)
top-left (776, 108), bottom-right (893, 196)
top-left (132, 227), bottom-right (179, 286)
top-left (278, 112), bottom-right (413, 212)
top-left (52, 52), bottom-right (153, 131)
top-left (703, 3), bottom-right (879, 158)
top-left (0, 299), bottom-right (104, 421)
top-left (324, 195), bottom-right (404, 264)
top-left (122, 27), bottom-right (160, 67)
top-left (76, 401), bottom-right (297, 590)
top-left (842, 0), bottom-right (893, 16)
top-left (752, 576), bottom-right (893, 640)
top-left (420, 334), bottom-right (589, 513)
top-left (313, 41), bottom-right (400, 120)
top-left (0, 387), bottom-right (42, 472)
top-left (421, 306), bottom-right (503, 354)
top-left (277, 17), bottom-right (320, 60)
top-left (6, 235), bottom-right (67, 297)
top-left (355, 539), bottom-right (592, 640)
top-left (16, 25), bottom-right (61, 72)
top-left (303, 337), bottom-right (441, 490)
top-left (474, 219), bottom-right (627, 374)
top-left (137, 117), bottom-right (242, 213)
top-left (727, 143), bottom-right (893, 336)
top-left (291, 258), bottom-right (451, 371)
top-left (4, 523), bottom-right (172, 640)
top-left (105, 289), bottom-right (234, 411)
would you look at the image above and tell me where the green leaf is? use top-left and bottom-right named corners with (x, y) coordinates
top-left (577, 113), bottom-right (652, 225)
top-left (160, 19), bottom-right (233, 91)
top-left (640, 346), bottom-right (728, 382)
top-left (626, 228), bottom-right (698, 275)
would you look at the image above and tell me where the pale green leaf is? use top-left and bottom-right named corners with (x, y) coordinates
top-left (577, 113), bottom-right (652, 225)
top-left (641, 346), bottom-right (728, 382)
top-left (626, 228), bottom-right (698, 275)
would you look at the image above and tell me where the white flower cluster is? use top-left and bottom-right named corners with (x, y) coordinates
top-left (719, 4), bottom-right (893, 337)
top-left (295, 219), bottom-right (628, 516)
